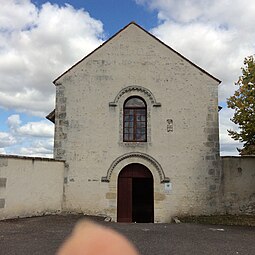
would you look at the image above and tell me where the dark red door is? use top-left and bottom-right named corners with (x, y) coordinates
top-left (117, 163), bottom-right (154, 223)
top-left (117, 177), bottom-right (132, 222)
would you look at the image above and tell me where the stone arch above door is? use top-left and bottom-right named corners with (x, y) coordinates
top-left (101, 152), bottom-right (170, 183)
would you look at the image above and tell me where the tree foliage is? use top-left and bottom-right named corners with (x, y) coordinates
top-left (227, 55), bottom-right (255, 155)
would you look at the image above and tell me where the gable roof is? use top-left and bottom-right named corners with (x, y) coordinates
top-left (53, 21), bottom-right (221, 85)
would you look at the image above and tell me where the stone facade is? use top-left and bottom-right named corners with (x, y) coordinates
top-left (51, 22), bottom-right (222, 222)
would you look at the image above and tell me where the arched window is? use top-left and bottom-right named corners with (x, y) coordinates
top-left (123, 97), bottom-right (147, 142)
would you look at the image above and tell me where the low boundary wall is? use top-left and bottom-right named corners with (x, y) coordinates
top-left (220, 156), bottom-right (255, 214)
top-left (0, 155), bottom-right (64, 220)
top-left (0, 154), bottom-right (254, 220)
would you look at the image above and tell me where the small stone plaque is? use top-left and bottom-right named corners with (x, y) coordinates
top-left (165, 182), bottom-right (172, 193)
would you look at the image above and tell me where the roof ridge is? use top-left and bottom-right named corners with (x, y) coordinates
top-left (53, 22), bottom-right (221, 85)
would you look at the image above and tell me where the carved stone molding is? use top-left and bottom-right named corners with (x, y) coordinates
top-left (101, 152), bottom-right (169, 183)
top-left (109, 85), bottom-right (161, 107)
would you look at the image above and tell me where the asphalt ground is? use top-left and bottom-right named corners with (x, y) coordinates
top-left (0, 214), bottom-right (254, 255)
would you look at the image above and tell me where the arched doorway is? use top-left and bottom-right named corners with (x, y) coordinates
top-left (117, 163), bottom-right (154, 223)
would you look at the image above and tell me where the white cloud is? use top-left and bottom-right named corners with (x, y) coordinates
top-left (18, 120), bottom-right (54, 137)
top-left (0, 0), bottom-right (104, 117)
top-left (0, 132), bottom-right (17, 147)
top-left (7, 114), bottom-right (54, 138)
top-left (0, 1), bottom-right (104, 157)
top-left (137, 0), bottom-right (255, 101)
top-left (1, 114), bottom-right (54, 157)
top-left (136, 0), bottom-right (254, 155)
top-left (7, 114), bottom-right (22, 131)
top-left (0, 0), bottom-right (37, 31)
top-left (219, 107), bottom-right (243, 156)
top-left (0, 148), bottom-right (6, 154)
top-left (18, 138), bottom-right (54, 157)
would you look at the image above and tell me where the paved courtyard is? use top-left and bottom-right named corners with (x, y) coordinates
top-left (0, 214), bottom-right (254, 255)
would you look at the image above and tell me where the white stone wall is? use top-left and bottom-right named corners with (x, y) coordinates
top-left (54, 23), bottom-right (220, 222)
top-left (220, 156), bottom-right (255, 215)
top-left (0, 155), bottom-right (64, 220)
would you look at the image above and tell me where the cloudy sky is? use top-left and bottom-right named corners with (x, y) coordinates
top-left (1, 0), bottom-right (253, 157)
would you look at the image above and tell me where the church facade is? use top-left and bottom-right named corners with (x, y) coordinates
top-left (48, 22), bottom-right (221, 223)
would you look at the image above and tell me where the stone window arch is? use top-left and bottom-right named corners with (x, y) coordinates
top-left (109, 85), bottom-right (161, 146)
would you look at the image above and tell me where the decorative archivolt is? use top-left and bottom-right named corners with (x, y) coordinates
top-left (109, 85), bottom-right (161, 107)
top-left (101, 152), bottom-right (169, 183)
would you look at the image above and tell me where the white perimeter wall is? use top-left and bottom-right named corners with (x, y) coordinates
top-left (0, 155), bottom-right (64, 220)
top-left (0, 154), bottom-right (254, 221)
top-left (220, 156), bottom-right (255, 215)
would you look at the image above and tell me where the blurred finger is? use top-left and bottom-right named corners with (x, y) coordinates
top-left (57, 221), bottom-right (139, 255)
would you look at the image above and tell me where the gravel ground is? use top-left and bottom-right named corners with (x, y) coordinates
top-left (0, 214), bottom-right (254, 255)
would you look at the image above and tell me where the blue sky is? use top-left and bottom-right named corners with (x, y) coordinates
top-left (1, 0), bottom-right (254, 156)
top-left (34, 0), bottom-right (159, 35)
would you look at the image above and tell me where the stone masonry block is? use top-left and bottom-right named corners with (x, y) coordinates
top-left (206, 155), bottom-right (216, 160)
top-left (208, 169), bottom-right (215, 175)
top-left (209, 184), bottom-right (216, 191)
top-left (0, 198), bottom-right (5, 208)
top-left (204, 142), bottom-right (214, 147)
top-left (0, 158), bottom-right (8, 167)
top-left (58, 97), bottom-right (67, 103)
top-left (207, 114), bottom-right (213, 121)
top-left (106, 192), bottom-right (116, 199)
top-left (0, 178), bottom-right (7, 188)
top-left (59, 113), bottom-right (66, 119)
top-left (207, 134), bottom-right (218, 142)
top-left (59, 120), bottom-right (69, 127)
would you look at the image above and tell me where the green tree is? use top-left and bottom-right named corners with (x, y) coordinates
top-left (227, 55), bottom-right (255, 155)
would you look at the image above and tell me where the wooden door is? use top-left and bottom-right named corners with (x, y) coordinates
top-left (117, 163), bottom-right (154, 223)
top-left (117, 177), bottom-right (132, 222)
